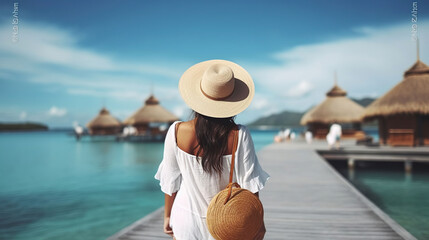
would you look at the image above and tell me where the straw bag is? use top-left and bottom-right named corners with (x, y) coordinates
top-left (206, 130), bottom-right (264, 240)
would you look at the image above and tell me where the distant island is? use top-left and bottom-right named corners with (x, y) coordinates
top-left (248, 110), bottom-right (304, 128)
top-left (248, 97), bottom-right (375, 127)
top-left (0, 122), bottom-right (49, 132)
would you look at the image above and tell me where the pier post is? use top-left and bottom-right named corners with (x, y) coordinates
top-left (348, 159), bottom-right (355, 170)
top-left (404, 160), bottom-right (413, 174)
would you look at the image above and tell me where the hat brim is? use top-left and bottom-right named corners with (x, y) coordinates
top-left (179, 60), bottom-right (255, 118)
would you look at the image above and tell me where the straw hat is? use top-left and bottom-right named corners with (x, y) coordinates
top-left (179, 60), bottom-right (255, 118)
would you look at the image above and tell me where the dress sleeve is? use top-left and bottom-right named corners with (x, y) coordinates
top-left (154, 122), bottom-right (182, 196)
top-left (236, 125), bottom-right (270, 193)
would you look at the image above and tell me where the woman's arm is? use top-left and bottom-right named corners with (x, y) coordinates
top-left (163, 192), bottom-right (177, 238)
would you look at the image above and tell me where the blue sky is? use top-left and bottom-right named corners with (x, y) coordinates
top-left (0, 0), bottom-right (428, 127)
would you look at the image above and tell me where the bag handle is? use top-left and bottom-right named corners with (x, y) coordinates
top-left (224, 129), bottom-right (239, 204)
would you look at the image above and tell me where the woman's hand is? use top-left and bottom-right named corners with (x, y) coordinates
top-left (254, 222), bottom-right (266, 240)
top-left (163, 216), bottom-right (174, 238)
top-left (164, 193), bottom-right (177, 239)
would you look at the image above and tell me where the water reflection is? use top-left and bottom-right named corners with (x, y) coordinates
top-left (348, 168), bottom-right (355, 181)
top-left (405, 171), bottom-right (413, 182)
top-left (88, 141), bottom-right (115, 170)
top-left (123, 142), bottom-right (163, 165)
top-left (330, 161), bottom-right (429, 239)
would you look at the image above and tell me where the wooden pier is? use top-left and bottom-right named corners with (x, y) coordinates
top-left (108, 141), bottom-right (417, 240)
top-left (318, 145), bottom-right (429, 174)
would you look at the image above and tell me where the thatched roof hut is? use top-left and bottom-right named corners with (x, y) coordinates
top-left (301, 85), bottom-right (365, 125)
top-left (300, 83), bottom-right (365, 139)
top-left (124, 95), bottom-right (179, 126)
top-left (362, 59), bottom-right (429, 146)
top-left (86, 107), bottom-right (122, 135)
top-left (363, 60), bottom-right (429, 119)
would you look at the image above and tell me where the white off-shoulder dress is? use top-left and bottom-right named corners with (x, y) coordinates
top-left (155, 121), bottom-right (269, 240)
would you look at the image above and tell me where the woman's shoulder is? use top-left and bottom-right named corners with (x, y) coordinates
top-left (177, 120), bottom-right (193, 128)
top-left (167, 120), bottom-right (187, 131)
top-left (166, 121), bottom-right (180, 133)
top-left (173, 120), bottom-right (196, 136)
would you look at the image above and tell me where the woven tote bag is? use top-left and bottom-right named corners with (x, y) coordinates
top-left (206, 130), bottom-right (264, 240)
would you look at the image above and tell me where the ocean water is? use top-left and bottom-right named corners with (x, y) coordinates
top-left (331, 162), bottom-right (429, 240)
top-left (2, 129), bottom-right (427, 240)
top-left (0, 129), bottom-right (277, 240)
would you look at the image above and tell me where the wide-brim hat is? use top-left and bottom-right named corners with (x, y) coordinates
top-left (179, 59), bottom-right (255, 118)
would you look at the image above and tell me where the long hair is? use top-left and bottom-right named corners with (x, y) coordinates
top-left (193, 111), bottom-right (237, 174)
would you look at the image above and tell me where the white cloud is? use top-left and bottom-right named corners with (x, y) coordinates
top-left (250, 95), bottom-right (269, 110)
top-left (173, 105), bottom-right (188, 119)
top-left (0, 24), bottom-right (115, 71)
top-left (48, 106), bottom-right (67, 117)
top-left (0, 23), bottom-right (184, 76)
top-left (0, 22), bottom-right (185, 102)
top-left (0, 21), bottom-right (188, 126)
top-left (285, 80), bottom-right (314, 97)
top-left (249, 20), bottom-right (429, 112)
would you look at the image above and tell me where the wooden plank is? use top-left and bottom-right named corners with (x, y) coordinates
top-left (258, 142), bottom-right (415, 240)
top-left (107, 207), bottom-right (170, 240)
top-left (107, 141), bottom-right (417, 240)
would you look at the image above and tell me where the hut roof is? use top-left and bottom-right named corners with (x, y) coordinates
top-left (300, 84), bottom-right (365, 125)
top-left (327, 85), bottom-right (347, 97)
top-left (123, 95), bottom-right (179, 125)
top-left (363, 60), bottom-right (429, 119)
top-left (86, 107), bottom-right (122, 128)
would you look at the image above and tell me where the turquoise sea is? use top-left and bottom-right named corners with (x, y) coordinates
top-left (0, 129), bottom-right (277, 240)
top-left (1, 128), bottom-right (428, 240)
top-left (331, 162), bottom-right (429, 240)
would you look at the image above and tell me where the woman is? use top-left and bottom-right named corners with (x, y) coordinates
top-left (155, 60), bottom-right (269, 239)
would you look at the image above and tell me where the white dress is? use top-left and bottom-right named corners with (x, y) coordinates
top-left (155, 121), bottom-right (269, 240)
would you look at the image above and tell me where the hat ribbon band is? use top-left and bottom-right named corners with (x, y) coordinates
top-left (200, 81), bottom-right (234, 101)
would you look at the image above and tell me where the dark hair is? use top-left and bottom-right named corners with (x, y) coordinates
top-left (193, 111), bottom-right (237, 174)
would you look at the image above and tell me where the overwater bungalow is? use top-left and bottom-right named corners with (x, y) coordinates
top-left (362, 58), bottom-right (429, 146)
top-left (86, 107), bottom-right (123, 135)
top-left (123, 94), bottom-right (179, 140)
top-left (300, 82), bottom-right (365, 139)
